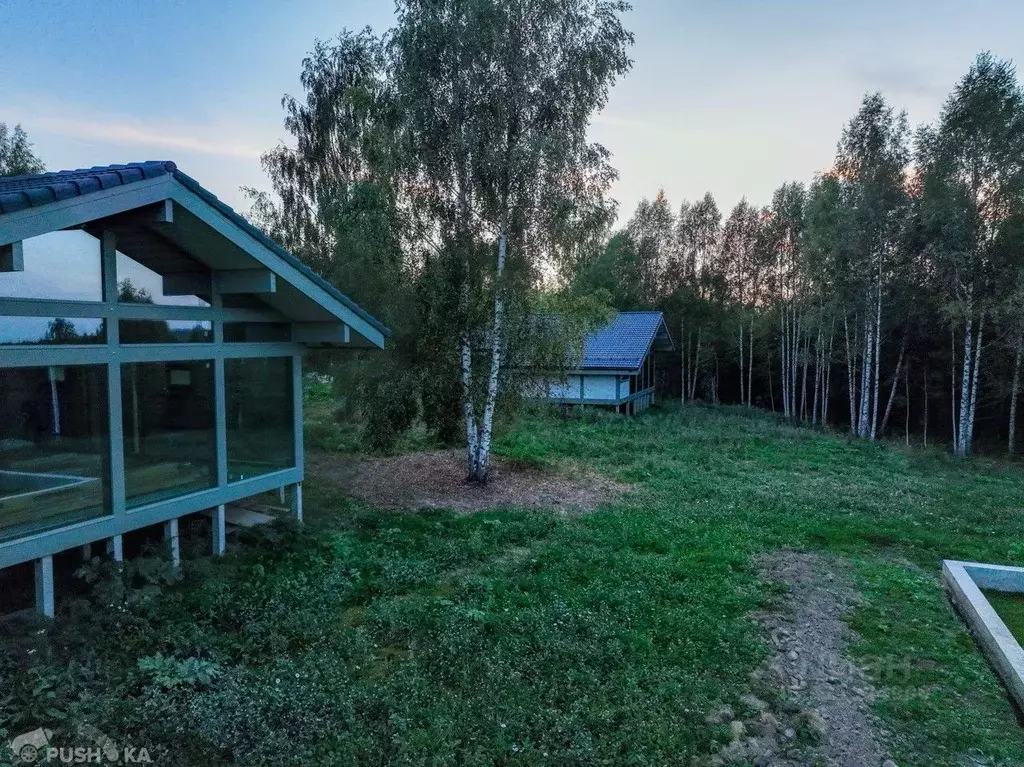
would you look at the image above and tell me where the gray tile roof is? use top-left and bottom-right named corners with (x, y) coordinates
top-left (0, 161), bottom-right (389, 337)
top-left (582, 311), bottom-right (672, 371)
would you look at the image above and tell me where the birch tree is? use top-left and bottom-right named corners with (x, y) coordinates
top-left (918, 53), bottom-right (1024, 456)
top-left (391, 0), bottom-right (633, 482)
top-left (834, 93), bottom-right (911, 440)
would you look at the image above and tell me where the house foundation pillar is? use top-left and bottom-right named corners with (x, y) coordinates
top-left (107, 534), bottom-right (124, 563)
top-left (164, 518), bottom-right (181, 568)
top-left (212, 505), bottom-right (226, 556)
top-left (288, 483), bottom-right (303, 523)
top-left (35, 555), bottom-right (54, 618)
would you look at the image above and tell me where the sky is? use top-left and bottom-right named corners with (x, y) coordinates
top-left (4, 0), bottom-right (1024, 225)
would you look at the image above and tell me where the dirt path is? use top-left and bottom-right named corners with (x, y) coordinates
top-left (693, 550), bottom-right (895, 766)
top-left (308, 449), bottom-right (626, 513)
top-left (754, 551), bottom-right (894, 767)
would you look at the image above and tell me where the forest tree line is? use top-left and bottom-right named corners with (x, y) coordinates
top-left (10, 5), bottom-right (1017, 466)
top-left (573, 53), bottom-right (1024, 457)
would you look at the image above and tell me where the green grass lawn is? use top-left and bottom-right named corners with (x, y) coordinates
top-left (5, 404), bottom-right (1024, 765)
top-left (983, 590), bottom-right (1024, 646)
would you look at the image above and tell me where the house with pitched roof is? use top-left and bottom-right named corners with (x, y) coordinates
top-left (0, 162), bottom-right (386, 616)
top-left (535, 311), bottom-right (674, 414)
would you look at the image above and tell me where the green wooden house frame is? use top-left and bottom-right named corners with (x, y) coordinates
top-left (0, 162), bottom-right (386, 616)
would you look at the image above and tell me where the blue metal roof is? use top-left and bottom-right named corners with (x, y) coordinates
top-left (0, 161), bottom-right (389, 337)
top-left (581, 311), bottom-right (672, 371)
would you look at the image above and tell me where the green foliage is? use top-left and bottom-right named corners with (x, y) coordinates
top-left (137, 654), bottom-right (221, 690)
top-left (0, 122), bottom-right (44, 176)
top-left (5, 408), bottom-right (1024, 764)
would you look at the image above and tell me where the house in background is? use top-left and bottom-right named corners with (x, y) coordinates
top-left (0, 161), bottom-right (386, 617)
top-left (536, 311), bottom-right (674, 414)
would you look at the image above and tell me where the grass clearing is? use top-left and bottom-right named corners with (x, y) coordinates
top-left (4, 403), bottom-right (1024, 764)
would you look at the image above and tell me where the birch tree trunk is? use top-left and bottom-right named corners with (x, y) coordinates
top-left (869, 286), bottom-right (882, 441)
top-left (823, 316), bottom-right (835, 426)
top-left (858, 315), bottom-right (872, 438)
top-left (965, 311), bottom-right (984, 456)
top-left (904, 362), bottom-right (911, 447)
top-left (951, 326), bottom-right (959, 453)
top-left (747, 318), bottom-right (755, 408)
top-left (781, 307), bottom-right (789, 418)
top-left (738, 323), bottom-right (745, 405)
top-left (879, 336), bottom-right (906, 436)
top-left (680, 319), bottom-right (686, 404)
top-left (845, 315), bottom-right (857, 434)
top-left (1009, 339), bottom-right (1022, 455)
top-left (956, 306), bottom-right (974, 456)
top-left (472, 224), bottom-right (508, 482)
top-left (691, 329), bottom-right (703, 401)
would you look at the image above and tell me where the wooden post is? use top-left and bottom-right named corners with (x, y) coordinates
top-left (164, 518), bottom-right (181, 568)
top-left (108, 534), bottom-right (124, 563)
top-left (289, 483), bottom-right (304, 523)
top-left (80, 543), bottom-right (92, 562)
top-left (35, 555), bottom-right (54, 618)
top-left (212, 505), bottom-right (226, 555)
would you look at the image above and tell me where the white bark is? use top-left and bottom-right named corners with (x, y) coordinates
top-left (845, 315), bottom-right (857, 434)
top-left (747, 317), bottom-right (755, 408)
top-left (880, 337), bottom-right (906, 436)
top-left (738, 323), bottom-right (745, 405)
top-left (956, 308), bottom-right (974, 456)
top-left (473, 225), bottom-right (507, 482)
top-left (1010, 340), bottom-right (1022, 455)
top-left (965, 311), bottom-right (984, 455)
top-left (869, 286), bottom-right (882, 441)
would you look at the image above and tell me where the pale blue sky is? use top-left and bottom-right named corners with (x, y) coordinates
top-left (4, 0), bottom-right (1023, 223)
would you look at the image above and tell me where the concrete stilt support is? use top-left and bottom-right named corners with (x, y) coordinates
top-left (278, 486), bottom-right (286, 504)
top-left (288, 483), bottom-right (303, 523)
top-left (80, 543), bottom-right (92, 562)
top-left (212, 505), bottom-right (226, 555)
top-left (107, 534), bottom-right (124, 563)
top-left (164, 518), bottom-right (181, 568)
top-left (35, 555), bottom-right (54, 618)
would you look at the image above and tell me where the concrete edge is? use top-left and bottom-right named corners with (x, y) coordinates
top-left (942, 559), bottom-right (1024, 711)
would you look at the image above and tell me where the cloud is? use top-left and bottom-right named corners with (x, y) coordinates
top-left (33, 114), bottom-right (264, 159)
top-left (852, 63), bottom-right (949, 102)
top-left (2, 94), bottom-right (266, 160)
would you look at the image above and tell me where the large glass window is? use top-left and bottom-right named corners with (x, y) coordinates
top-left (0, 365), bottom-right (110, 541)
top-left (226, 357), bottom-right (294, 482)
top-left (0, 231), bottom-right (103, 302)
top-left (122, 361), bottom-right (216, 507)
top-left (0, 317), bottom-right (105, 345)
top-left (120, 320), bottom-right (213, 344)
top-left (116, 250), bottom-right (210, 307)
top-left (224, 322), bottom-right (290, 343)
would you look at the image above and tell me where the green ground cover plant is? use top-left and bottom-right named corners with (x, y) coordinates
top-left (3, 404), bottom-right (1024, 765)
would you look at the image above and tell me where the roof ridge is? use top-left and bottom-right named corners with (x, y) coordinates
top-left (0, 160), bottom-right (390, 339)
top-left (0, 161), bottom-right (176, 184)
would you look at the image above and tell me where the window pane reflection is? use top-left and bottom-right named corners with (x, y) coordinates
top-left (0, 365), bottom-right (110, 541)
top-left (120, 320), bottom-right (213, 344)
top-left (0, 317), bottom-right (105, 345)
top-left (116, 250), bottom-right (210, 307)
top-left (122, 361), bottom-right (216, 507)
top-left (0, 231), bottom-right (103, 302)
top-left (226, 357), bottom-right (294, 482)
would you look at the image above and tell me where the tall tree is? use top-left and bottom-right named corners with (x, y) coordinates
top-left (391, 0), bottom-right (633, 482)
top-left (918, 52), bottom-right (1024, 456)
top-left (834, 92), bottom-right (911, 440)
top-left (0, 123), bottom-right (44, 176)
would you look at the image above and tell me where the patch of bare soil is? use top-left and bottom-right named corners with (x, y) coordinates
top-left (694, 551), bottom-right (895, 767)
top-left (308, 449), bottom-right (626, 513)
